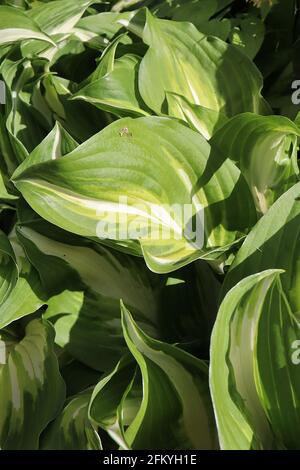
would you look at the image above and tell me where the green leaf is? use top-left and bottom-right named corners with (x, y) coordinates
top-left (222, 182), bottom-right (300, 314)
top-left (40, 389), bottom-right (101, 450)
top-left (0, 269), bottom-right (45, 329)
top-left (0, 319), bottom-right (65, 449)
top-left (0, 110), bottom-right (19, 177)
top-left (90, 34), bottom-right (129, 80)
top-left (0, 171), bottom-right (18, 201)
top-left (254, 274), bottom-right (300, 449)
top-left (13, 116), bottom-right (256, 273)
top-left (77, 11), bottom-right (135, 39)
top-left (154, 0), bottom-right (234, 27)
top-left (0, 230), bottom-right (18, 305)
top-left (13, 121), bottom-right (78, 179)
top-left (89, 355), bottom-right (137, 449)
top-left (120, 302), bottom-right (218, 450)
top-left (44, 287), bottom-right (151, 372)
top-left (210, 270), bottom-right (281, 450)
top-left (0, 6), bottom-right (54, 45)
top-left (211, 268), bottom-right (300, 450)
top-left (27, 0), bottom-right (98, 35)
top-left (0, 55), bottom-right (51, 159)
top-left (16, 208), bottom-right (161, 370)
top-left (197, 19), bottom-right (231, 42)
top-left (41, 74), bottom-right (105, 143)
top-left (211, 113), bottom-right (300, 213)
top-left (154, 0), bottom-right (233, 41)
top-left (155, 0), bottom-right (218, 24)
top-left (17, 206), bottom-right (161, 312)
top-left (73, 54), bottom-right (150, 117)
top-left (0, 233), bottom-right (45, 329)
top-left (166, 92), bottom-right (228, 139)
top-left (138, 10), bottom-right (270, 117)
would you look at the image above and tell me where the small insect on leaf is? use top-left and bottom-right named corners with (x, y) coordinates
top-left (119, 127), bottom-right (133, 137)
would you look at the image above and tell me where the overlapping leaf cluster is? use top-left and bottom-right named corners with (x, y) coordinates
top-left (0, 0), bottom-right (299, 450)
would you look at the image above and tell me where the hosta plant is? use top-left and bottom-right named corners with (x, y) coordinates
top-left (0, 0), bottom-right (299, 450)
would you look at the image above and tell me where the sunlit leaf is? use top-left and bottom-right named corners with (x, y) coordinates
top-left (13, 116), bottom-right (256, 273)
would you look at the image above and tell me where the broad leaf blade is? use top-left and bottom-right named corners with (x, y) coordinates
top-left (27, 0), bottom-right (97, 35)
top-left (13, 116), bottom-right (256, 273)
top-left (0, 6), bottom-right (54, 45)
top-left (121, 302), bottom-right (218, 450)
top-left (89, 355), bottom-right (136, 449)
top-left (211, 113), bottom-right (300, 213)
top-left (211, 268), bottom-right (300, 450)
top-left (166, 92), bottom-right (228, 139)
top-left (41, 389), bottom-right (101, 450)
top-left (222, 182), bottom-right (300, 314)
top-left (0, 230), bottom-right (18, 305)
top-left (210, 270), bottom-right (281, 450)
top-left (0, 319), bottom-right (65, 449)
top-left (254, 276), bottom-right (300, 449)
top-left (73, 54), bottom-right (149, 117)
top-left (138, 10), bottom-right (270, 117)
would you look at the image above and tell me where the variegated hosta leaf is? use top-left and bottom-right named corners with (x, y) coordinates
top-left (0, 269), bottom-right (45, 329)
top-left (154, 2), bottom-right (232, 42)
top-left (13, 116), bottom-right (256, 274)
top-left (211, 113), bottom-right (300, 213)
top-left (44, 290), bottom-right (127, 372)
top-left (0, 232), bottom-right (45, 329)
top-left (255, 275), bottom-right (300, 449)
top-left (40, 390), bottom-right (101, 450)
top-left (13, 121), bottom-right (78, 179)
top-left (16, 206), bottom-right (161, 370)
top-left (166, 92), bottom-right (228, 140)
top-left (154, 0), bottom-right (234, 27)
top-left (17, 204), bottom-right (161, 317)
top-left (27, 0), bottom-right (98, 36)
top-left (0, 319), bottom-right (65, 449)
top-left (138, 10), bottom-right (270, 117)
top-left (41, 74), bottom-right (105, 143)
top-left (72, 32), bottom-right (142, 117)
top-left (0, 171), bottom-right (18, 201)
top-left (89, 355), bottom-right (137, 449)
top-left (222, 182), bottom-right (300, 314)
top-left (43, 279), bottom-right (160, 372)
top-left (119, 302), bottom-right (218, 449)
top-left (73, 53), bottom-right (150, 117)
top-left (154, 0), bottom-right (220, 24)
top-left (0, 230), bottom-right (18, 305)
top-left (0, 55), bottom-right (53, 166)
top-left (15, 0), bottom-right (100, 61)
top-left (17, 223), bottom-right (160, 320)
top-left (0, 56), bottom-right (33, 167)
top-left (210, 270), bottom-right (278, 450)
top-left (0, 111), bottom-right (18, 177)
top-left (210, 269), bottom-right (300, 450)
top-left (0, 6), bottom-right (54, 45)
top-left (89, 34), bottom-right (129, 81)
top-left (76, 11), bottom-right (135, 40)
